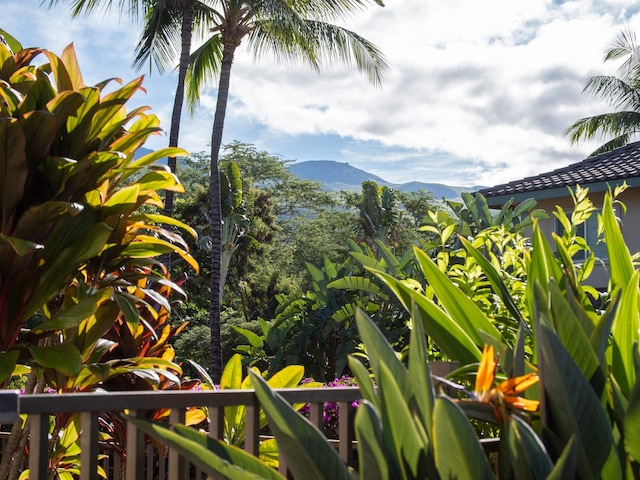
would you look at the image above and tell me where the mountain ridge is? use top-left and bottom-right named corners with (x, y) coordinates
top-left (289, 160), bottom-right (483, 200)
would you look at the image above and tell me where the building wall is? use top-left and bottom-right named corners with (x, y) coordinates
top-left (530, 186), bottom-right (640, 289)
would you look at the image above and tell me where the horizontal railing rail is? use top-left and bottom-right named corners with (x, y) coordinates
top-left (0, 387), bottom-right (363, 480)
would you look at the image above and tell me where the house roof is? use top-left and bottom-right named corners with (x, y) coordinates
top-left (477, 141), bottom-right (640, 206)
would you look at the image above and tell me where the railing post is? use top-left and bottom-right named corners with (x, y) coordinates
top-left (168, 408), bottom-right (186, 480)
top-left (126, 410), bottom-right (145, 480)
top-left (28, 413), bottom-right (49, 479)
top-left (245, 402), bottom-right (260, 456)
top-left (80, 411), bottom-right (99, 480)
top-left (338, 401), bottom-right (354, 466)
top-left (208, 406), bottom-right (225, 441)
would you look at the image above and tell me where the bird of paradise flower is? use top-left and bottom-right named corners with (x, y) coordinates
top-left (435, 344), bottom-right (539, 423)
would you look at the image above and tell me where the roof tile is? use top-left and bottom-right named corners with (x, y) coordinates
top-left (478, 141), bottom-right (640, 198)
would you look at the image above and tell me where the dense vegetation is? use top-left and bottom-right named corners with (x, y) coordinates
top-left (3, 13), bottom-right (640, 479)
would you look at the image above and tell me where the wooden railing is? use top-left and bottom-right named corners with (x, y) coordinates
top-left (0, 362), bottom-right (475, 479)
top-left (0, 387), bottom-right (362, 480)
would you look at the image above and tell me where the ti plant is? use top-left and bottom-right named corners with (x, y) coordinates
top-left (0, 31), bottom-right (198, 479)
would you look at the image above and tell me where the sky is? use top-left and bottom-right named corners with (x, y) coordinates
top-left (3, 0), bottom-right (640, 187)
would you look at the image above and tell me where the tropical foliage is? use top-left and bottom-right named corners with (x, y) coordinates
top-left (0, 32), bottom-right (198, 479)
top-left (129, 185), bottom-right (640, 479)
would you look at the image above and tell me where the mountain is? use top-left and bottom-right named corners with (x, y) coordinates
top-left (289, 160), bottom-right (481, 200)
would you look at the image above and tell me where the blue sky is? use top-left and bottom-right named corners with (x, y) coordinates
top-left (4, 0), bottom-right (640, 187)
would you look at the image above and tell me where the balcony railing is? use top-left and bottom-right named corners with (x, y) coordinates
top-left (0, 386), bottom-right (363, 480)
top-left (0, 362), bottom-right (475, 479)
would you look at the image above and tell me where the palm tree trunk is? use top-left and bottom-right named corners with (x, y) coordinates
top-left (208, 41), bottom-right (236, 382)
top-left (163, 0), bottom-right (195, 220)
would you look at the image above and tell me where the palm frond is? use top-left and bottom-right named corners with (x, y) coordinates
top-left (603, 28), bottom-right (640, 79)
top-left (185, 35), bottom-right (224, 112)
top-left (588, 135), bottom-right (631, 156)
top-left (249, 20), bottom-right (387, 87)
top-left (44, 0), bottom-right (146, 22)
top-left (565, 111), bottom-right (640, 146)
top-left (132, 0), bottom-right (183, 73)
top-left (582, 75), bottom-right (640, 111)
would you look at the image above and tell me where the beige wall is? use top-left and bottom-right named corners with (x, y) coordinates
top-left (527, 187), bottom-right (640, 289)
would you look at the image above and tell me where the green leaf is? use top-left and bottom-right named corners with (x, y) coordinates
top-left (126, 416), bottom-right (284, 480)
top-left (328, 276), bottom-right (381, 295)
top-left (624, 345), bottom-right (640, 463)
top-left (433, 396), bottom-right (493, 480)
top-left (354, 309), bottom-right (409, 397)
top-left (266, 365), bottom-right (304, 389)
top-left (372, 269), bottom-right (481, 365)
top-left (499, 415), bottom-right (553, 480)
top-left (537, 319), bottom-right (622, 479)
top-left (0, 117), bottom-right (28, 230)
top-left (460, 236), bottom-right (528, 332)
top-left (34, 289), bottom-right (110, 332)
top-left (611, 271), bottom-right (640, 396)
top-left (603, 192), bottom-right (634, 291)
top-left (232, 326), bottom-right (264, 349)
top-left (0, 350), bottom-right (19, 383)
top-left (408, 303), bottom-right (436, 439)
top-left (377, 361), bottom-right (428, 479)
top-left (249, 371), bottom-right (351, 480)
top-left (413, 247), bottom-right (502, 344)
top-left (354, 401), bottom-right (388, 480)
top-left (29, 343), bottom-right (82, 376)
top-left (348, 356), bottom-right (378, 408)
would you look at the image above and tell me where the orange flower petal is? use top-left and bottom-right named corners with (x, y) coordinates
top-left (475, 344), bottom-right (497, 394)
top-left (498, 373), bottom-right (539, 395)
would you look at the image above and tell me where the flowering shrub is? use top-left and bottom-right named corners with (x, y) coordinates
top-left (300, 376), bottom-right (359, 439)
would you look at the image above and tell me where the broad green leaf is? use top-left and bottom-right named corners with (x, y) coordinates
top-left (378, 361), bottom-right (428, 479)
top-left (0, 117), bottom-right (28, 229)
top-left (232, 326), bottom-right (264, 349)
top-left (372, 269), bottom-right (481, 365)
top-left (545, 437), bottom-right (577, 480)
top-left (0, 234), bottom-right (41, 256)
top-left (0, 29), bottom-right (22, 53)
top-left (537, 319), bottom-right (621, 479)
top-left (603, 193), bottom-right (634, 291)
top-left (413, 247), bottom-right (502, 344)
top-left (0, 350), bottom-right (19, 383)
top-left (460, 236), bottom-right (528, 332)
top-left (266, 365), bottom-right (304, 389)
top-left (29, 343), bottom-right (82, 376)
top-left (348, 356), bottom-right (378, 408)
top-left (328, 276), bottom-right (381, 295)
top-left (249, 371), bottom-right (351, 480)
top-left (354, 401), bottom-right (388, 480)
top-left (433, 396), bottom-right (492, 480)
top-left (34, 289), bottom-right (110, 332)
top-left (408, 303), bottom-right (436, 439)
top-left (610, 271), bottom-right (640, 396)
top-left (354, 309), bottom-right (409, 397)
top-left (126, 416), bottom-right (284, 480)
top-left (258, 438), bottom-right (279, 468)
top-left (221, 354), bottom-right (243, 390)
top-left (624, 345), bottom-right (640, 462)
top-left (547, 281), bottom-right (603, 392)
top-left (499, 415), bottom-right (553, 480)
top-left (130, 147), bottom-right (189, 168)
top-left (135, 170), bottom-right (184, 193)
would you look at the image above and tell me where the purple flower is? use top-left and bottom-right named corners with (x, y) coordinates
top-left (299, 376), bottom-right (359, 439)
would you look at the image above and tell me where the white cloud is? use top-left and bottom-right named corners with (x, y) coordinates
top-left (6, 0), bottom-right (640, 186)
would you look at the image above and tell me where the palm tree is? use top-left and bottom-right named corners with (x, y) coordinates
top-left (566, 29), bottom-right (640, 155)
top-left (185, 0), bottom-right (388, 381)
top-left (47, 0), bottom-right (205, 223)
